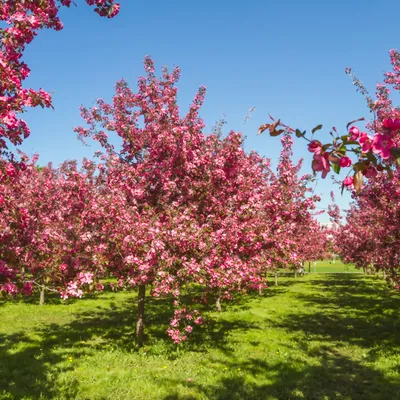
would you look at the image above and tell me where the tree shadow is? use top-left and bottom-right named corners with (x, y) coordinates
top-left (279, 274), bottom-right (400, 353)
top-left (0, 287), bottom-right (119, 307)
top-left (2, 273), bottom-right (397, 399)
top-left (161, 273), bottom-right (400, 399)
top-left (0, 332), bottom-right (80, 399)
top-left (0, 289), bottom-right (263, 398)
top-left (161, 347), bottom-right (399, 399)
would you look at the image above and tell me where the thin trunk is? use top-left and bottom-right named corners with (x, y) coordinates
top-left (216, 296), bottom-right (222, 312)
top-left (383, 270), bottom-right (386, 280)
top-left (258, 287), bottom-right (263, 296)
top-left (275, 271), bottom-right (278, 286)
top-left (39, 287), bottom-right (45, 306)
top-left (308, 262), bottom-right (311, 274)
top-left (294, 270), bottom-right (297, 278)
top-left (136, 285), bottom-right (146, 347)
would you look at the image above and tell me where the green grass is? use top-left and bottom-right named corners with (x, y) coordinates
top-left (1, 271), bottom-right (399, 399)
top-left (303, 259), bottom-right (360, 274)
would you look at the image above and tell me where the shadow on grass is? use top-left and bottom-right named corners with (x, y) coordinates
top-left (279, 274), bottom-right (400, 352)
top-left (161, 275), bottom-right (400, 399)
top-left (0, 332), bottom-right (80, 399)
top-left (0, 287), bottom-right (118, 307)
top-left (162, 347), bottom-right (399, 400)
top-left (2, 273), bottom-right (398, 399)
top-left (0, 291), bottom-right (260, 399)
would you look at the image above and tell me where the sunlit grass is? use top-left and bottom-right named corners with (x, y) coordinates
top-left (1, 270), bottom-right (399, 399)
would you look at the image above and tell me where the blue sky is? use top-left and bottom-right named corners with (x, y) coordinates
top-left (19, 0), bottom-right (400, 222)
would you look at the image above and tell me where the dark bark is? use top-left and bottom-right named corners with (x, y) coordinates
top-left (136, 285), bottom-right (146, 347)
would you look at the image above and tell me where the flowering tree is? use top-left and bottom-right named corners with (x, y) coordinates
top-left (296, 221), bottom-right (330, 273)
top-left (74, 57), bottom-right (322, 344)
top-left (335, 171), bottom-right (400, 286)
top-left (0, 154), bottom-right (105, 303)
top-left (0, 0), bottom-right (119, 157)
top-left (264, 135), bottom-right (322, 281)
top-left (74, 57), bottom-right (220, 345)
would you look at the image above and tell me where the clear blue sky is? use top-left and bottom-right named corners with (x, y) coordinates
top-left (19, 0), bottom-right (400, 222)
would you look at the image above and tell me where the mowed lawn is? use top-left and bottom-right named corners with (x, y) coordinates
top-left (1, 270), bottom-right (399, 399)
top-left (300, 259), bottom-right (360, 274)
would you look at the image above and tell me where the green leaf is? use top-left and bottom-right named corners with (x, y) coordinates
top-left (390, 147), bottom-right (400, 164)
top-left (295, 129), bottom-right (306, 138)
top-left (366, 152), bottom-right (378, 166)
top-left (342, 140), bottom-right (360, 145)
top-left (390, 147), bottom-right (400, 156)
top-left (312, 124), bottom-right (323, 134)
top-left (332, 163), bottom-right (341, 174)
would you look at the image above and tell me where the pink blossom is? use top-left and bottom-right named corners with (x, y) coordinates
top-left (343, 177), bottom-right (353, 187)
top-left (194, 317), bottom-right (205, 325)
top-left (364, 166), bottom-right (378, 178)
top-left (6, 163), bottom-right (17, 177)
top-left (77, 272), bottom-right (94, 285)
top-left (307, 140), bottom-right (322, 155)
top-left (1, 283), bottom-right (18, 295)
top-left (349, 126), bottom-right (360, 140)
top-left (312, 153), bottom-right (330, 178)
top-left (372, 134), bottom-right (393, 159)
top-left (359, 133), bottom-right (373, 153)
top-left (59, 263), bottom-right (68, 272)
top-left (339, 156), bottom-right (352, 168)
top-left (23, 282), bottom-right (33, 295)
top-left (383, 118), bottom-right (400, 131)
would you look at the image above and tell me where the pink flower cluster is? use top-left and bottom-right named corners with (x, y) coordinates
top-left (167, 308), bottom-right (203, 344)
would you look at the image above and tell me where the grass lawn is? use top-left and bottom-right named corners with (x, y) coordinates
top-left (1, 272), bottom-right (399, 399)
top-left (302, 259), bottom-right (360, 274)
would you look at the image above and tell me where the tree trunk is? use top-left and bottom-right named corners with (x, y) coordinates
top-left (39, 287), bottom-right (45, 306)
top-left (308, 262), bottom-right (311, 274)
top-left (136, 285), bottom-right (146, 347)
top-left (294, 270), bottom-right (297, 278)
top-left (383, 270), bottom-right (386, 280)
top-left (258, 287), bottom-right (262, 296)
top-left (216, 296), bottom-right (222, 312)
top-left (275, 271), bottom-right (278, 286)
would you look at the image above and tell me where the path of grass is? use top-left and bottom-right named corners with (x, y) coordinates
top-left (301, 259), bottom-right (359, 274)
top-left (1, 273), bottom-right (399, 399)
